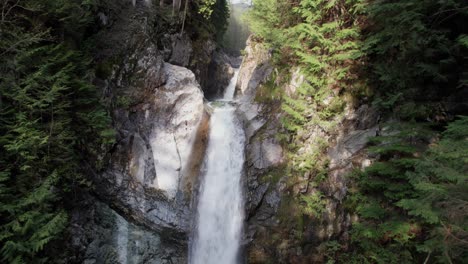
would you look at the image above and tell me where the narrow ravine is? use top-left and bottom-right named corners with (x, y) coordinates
top-left (190, 70), bottom-right (245, 264)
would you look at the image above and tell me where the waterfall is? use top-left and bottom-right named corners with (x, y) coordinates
top-left (224, 69), bottom-right (240, 100)
top-left (190, 71), bottom-right (245, 264)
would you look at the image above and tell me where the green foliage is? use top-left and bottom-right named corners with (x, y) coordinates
top-left (0, 0), bottom-right (114, 262)
top-left (246, 0), bottom-right (298, 51)
top-left (190, 0), bottom-right (230, 43)
top-left (363, 0), bottom-right (468, 113)
top-left (247, 0), bottom-right (468, 262)
top-left (248, 0), bottom-right (365, 228)
top-left (208, 0), bottom-right (230, 42)
top-left (321, 240), bottom-right (341, 264)
top-left (254, 73), bottom-right (283, 104)
top-left (346, 117), bottom-right (468, 263)
top-left (197, 0), bottom-right (217, 19)
top-left (300, 191), bottom-right (326, 217)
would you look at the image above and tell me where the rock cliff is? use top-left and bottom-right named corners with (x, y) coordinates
top-left (236, 37), bottom-right (382, 263)
top-left (68, 2), bottom-right (233, 262)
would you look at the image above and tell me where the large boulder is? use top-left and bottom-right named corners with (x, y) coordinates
top-left (97, 61), bottom-right (209, 235)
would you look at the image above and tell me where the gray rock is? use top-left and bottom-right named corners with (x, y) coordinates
top-left (202, 50), bottom-right (235, 99)
top-left (246, 182), bottom-right (269, 216)
top-left (68, 194), bottom-right (187, 264)
top-left (236, 36), bottom-right (272, 98)
top-left (98, 62), bottom-right (207, 235)
top-left (235, 37), bottom-right (287, 249)
top-left (168, 33), bottom-right (193, 67)
top-left (328, 127), bottom-right (378, 169)
top-left (69, 4), bottom-right (213, 263)
top-left (249, 139), bottom-right (283, 170)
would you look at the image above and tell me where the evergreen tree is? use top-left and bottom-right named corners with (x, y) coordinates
top-left (0, 1), bottom-right (113, 262)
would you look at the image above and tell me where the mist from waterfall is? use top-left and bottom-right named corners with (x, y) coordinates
top-left (190, 71), bottom-right (245, 264)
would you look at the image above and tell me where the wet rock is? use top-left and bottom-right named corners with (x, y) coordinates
top-left (229, 56), bottom-right (243, 68)
top-left (238, 102), bottom-right (266, 140)
top-left (246, 182), bottom-right (269, 216)
top-left (354, 104), bottom-right (379, 130)
top-left (203, 50), bottom-right (235, 99)
top-left (68, 193), bottom-right (187, 264)
top-left (71, 3), bottom-right (216, 262)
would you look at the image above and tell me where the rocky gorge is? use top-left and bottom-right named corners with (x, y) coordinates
top-left (2, 0), bottom-right (466, 263)
top-left (65, 2), bottom-right (387, 263)
top-left (66, 1), bottom-right (246, 263)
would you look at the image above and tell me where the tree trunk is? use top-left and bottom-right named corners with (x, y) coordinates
top-left (180, 0), bottom-right (189, 36)
top-left (172, 0), bottom-right (181, 16)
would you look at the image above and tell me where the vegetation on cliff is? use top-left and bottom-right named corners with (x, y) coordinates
top-left (247, 0), bottom-right (467, 262)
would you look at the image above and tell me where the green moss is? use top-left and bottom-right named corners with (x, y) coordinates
top-left (259, 164), bottom-right (287, 185)
top-left (254, 71), bottom-right (283, 104)
top-left (115, 95), bottom-right (133, 108)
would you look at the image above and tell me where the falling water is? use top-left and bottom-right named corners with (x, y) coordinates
top-left (224, 69), bottom-right (240, 100)
top-left (190, 70), bottom-right (245, 264)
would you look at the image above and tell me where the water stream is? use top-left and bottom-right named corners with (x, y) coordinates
top-left (116, 212), bottom-right (129, 264)
top-left (190, 70), bottom-right (245, 264)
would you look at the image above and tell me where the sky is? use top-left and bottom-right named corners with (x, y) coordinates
top-left (229, 0), bottom-right (251, 5)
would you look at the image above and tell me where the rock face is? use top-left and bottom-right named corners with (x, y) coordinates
top-left (163, 33), bottom-right (193, 67)
top-left (97, 61), bottom-right (207, 235)
top-left (69, 193), bottom-right (186, 264)
top-left (202, 51), bottom-right (235, 99)
top-left (236, 38), bottom-right (382, 263)
top-left (67, 3), bottom-right (221, 262)
top-left (303, 104), bottom-right (379, 245)
top-left (237, 37), bottom-right (272, 97)
top-left (234, 37), bottom-right (286, 260)
top-left (160, 33), bottom-right (237, 100)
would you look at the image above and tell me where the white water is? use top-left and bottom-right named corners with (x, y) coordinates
top-left (223, 69), bottom-right (240, 100)
top-left (190, 70), bottom-right (245, 264)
